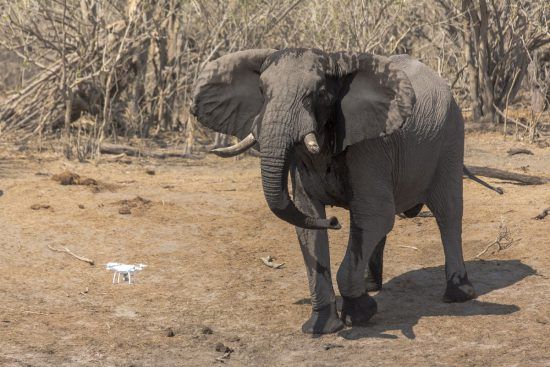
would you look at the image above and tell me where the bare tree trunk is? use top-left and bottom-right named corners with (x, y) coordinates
top-left (477, 0), bottom-right (496, 123)
top-left (462, 0), bottom-right (482, 121)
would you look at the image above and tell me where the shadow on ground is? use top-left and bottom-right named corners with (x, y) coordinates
top-left (295, 260), bottom-right (535, 340)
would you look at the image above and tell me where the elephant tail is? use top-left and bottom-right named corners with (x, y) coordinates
top-left (463, 166), bottom-right (504, 195)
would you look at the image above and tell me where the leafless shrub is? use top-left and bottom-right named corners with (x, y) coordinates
top-left (475, 217), bottom-right (519, 258)
top-left (0, 0), bottom-right (548, 157)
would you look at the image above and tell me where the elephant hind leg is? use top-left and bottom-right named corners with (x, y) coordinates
top-left (364, 236), bottom-right (386, 292)
top-left (427, 168), bottom-right (476, 303)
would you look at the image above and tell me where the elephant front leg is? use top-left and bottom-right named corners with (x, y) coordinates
top-left (296, 224), bottom-right (343, 334)
top-left (292, 170), bottom-right (343, 334)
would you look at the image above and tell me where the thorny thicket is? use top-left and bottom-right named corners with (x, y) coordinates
top-left (0, 0), bottom-right (548, 158)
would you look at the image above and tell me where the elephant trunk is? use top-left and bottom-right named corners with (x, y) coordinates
top-left (260, 139), bottom-right (340, 230)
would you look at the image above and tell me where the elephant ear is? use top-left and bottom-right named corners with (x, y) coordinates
top-left (328, 52), bottom-right (416, 153)
top-left (191, 49), bottom-right (275, 139)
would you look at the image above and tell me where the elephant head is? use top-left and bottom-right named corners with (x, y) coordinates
top-left (191, 48), bottom-right (415, 230)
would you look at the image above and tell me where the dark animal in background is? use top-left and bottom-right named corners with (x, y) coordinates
top-left (192, 48), bottom-right (495, 334)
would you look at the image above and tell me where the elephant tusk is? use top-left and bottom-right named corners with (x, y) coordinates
top-left (304, 133), bottom-right (320, 154)
top-left (210, 133), bottom-right (257, 158)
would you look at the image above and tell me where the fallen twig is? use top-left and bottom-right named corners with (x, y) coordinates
top-left (398, 245), bottom-right (419, 251)
top-left (47, 244), bottom-right (94, 265)
top-left (533, 208), bottom-right (550, 220)
top-left (323, 343), bottom-right (344, 350)
top-left (507, 148), bottom-right (534, 156)
top-left (260, 255), bottom-right (285, 269)
top-left (100, 143), bottom-right (199, 159)
top-left (466, 166), bottom-right (549, 185)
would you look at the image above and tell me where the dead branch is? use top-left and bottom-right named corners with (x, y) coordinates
top-left (47, 244), bottom-right (94, 265)
top-left (494, 105), bottom-right (530, 130)
top-left (533, 207), bottom-right (550, 220)
top-left (99, 143), bottom-right (198, 159)
top-left (507, 148), bottom-right (534, 156)
top-left (260, 256), bottom-right (285, 269)
top-left (466, 165), bottom-right (549, 185)
top-left (398, 245), bottom-right (419, 251)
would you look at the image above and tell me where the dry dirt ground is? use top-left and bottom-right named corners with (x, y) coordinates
top-left (0, 131), bottom-right (549, 366)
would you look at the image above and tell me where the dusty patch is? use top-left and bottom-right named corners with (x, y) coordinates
top-left (0, 131), bottom-right (549, 366)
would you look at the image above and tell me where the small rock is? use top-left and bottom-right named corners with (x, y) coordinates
top-left (0, 190), bottom-right (3, 197)
top-left (201, 326), bottom-right (213, 335)
top-left (214, 342), bottom-right (234, 363)
top-left (118, 206), bottom-right (131, 215)
top-left (165, 327), bottom-right (175, 337)
top-left (145, 169), bottom-right (156, 175)
top-left (214, 342), bottom-right (233, 353)
top-left (78, 204), bottom-right (85, 209)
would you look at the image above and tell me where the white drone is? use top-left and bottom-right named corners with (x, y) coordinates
top-left (105, 263), bottom-right (147, 284)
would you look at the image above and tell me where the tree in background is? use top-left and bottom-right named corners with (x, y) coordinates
top-left (0, 0), bottom-right (548, 158)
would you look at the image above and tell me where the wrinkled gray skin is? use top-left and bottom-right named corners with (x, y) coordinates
top-left (191, 48), bottom-right (477, 334)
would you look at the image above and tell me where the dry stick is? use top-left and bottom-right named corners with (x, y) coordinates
top-left (507, 148), bottom-right (534, 156)
top-left (493, 105), bottom-right (530, 130)
top-left (398, 245), bottom-right (419, 251)
top-left (503, 69), bottom-right (521, 140)
top-left (47, 244), bottom-right (94, 265)
top-left (99, 143), bottom-right (197, 159)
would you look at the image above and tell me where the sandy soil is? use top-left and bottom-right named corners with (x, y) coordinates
top-left (0, 131), bottom-right (549, 366)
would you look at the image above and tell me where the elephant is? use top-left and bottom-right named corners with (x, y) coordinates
top-left (191, 48), bottom-right (497, 334)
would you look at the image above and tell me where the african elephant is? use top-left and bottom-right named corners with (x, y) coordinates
top-left (191, 48), bottom-right (479, 334)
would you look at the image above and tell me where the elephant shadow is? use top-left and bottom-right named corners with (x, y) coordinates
top-left (295, 260), bottom-right (536, 340)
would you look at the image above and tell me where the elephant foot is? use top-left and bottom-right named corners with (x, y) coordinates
top-left (443, 274), bottom-right (477, 303)
top-left (341, 293), bottom-right (377, 327)
top-left (302, 303), bottom-right (344, 334)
